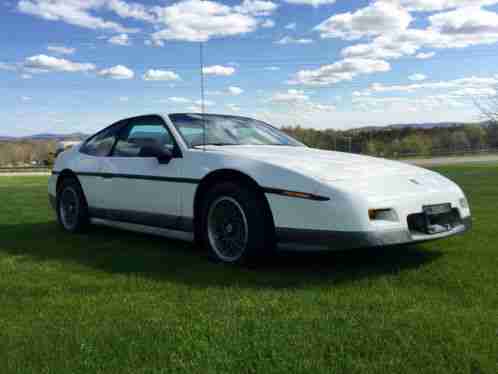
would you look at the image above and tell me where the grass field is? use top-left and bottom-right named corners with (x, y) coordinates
top-left (0, 165), bottom-right (497, 374)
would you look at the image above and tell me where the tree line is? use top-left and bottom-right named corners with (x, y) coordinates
top-left (282, 123), bottom-right (498, 157)
top-left (0, 140), bottom-right (55, 167)
top-left (1, 123), bottom-right (498, 166)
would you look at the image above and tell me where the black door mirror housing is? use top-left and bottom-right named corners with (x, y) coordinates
top-left (157, 148), bottom-right (173, 164)
top-left (139, 145), bottom-right (173, 164)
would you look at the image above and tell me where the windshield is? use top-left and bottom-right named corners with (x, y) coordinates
top-left (169, 113), bottom-right (305, 148)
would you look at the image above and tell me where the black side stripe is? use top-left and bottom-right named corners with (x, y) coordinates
top-left (52, 170), bottom-right (329, 201)
top-left (76, 172), bottom-right (201, 184)
top-left (52, 170), bottom-right (200, 184)
top-left (262, 187), bottom-right (330, 201)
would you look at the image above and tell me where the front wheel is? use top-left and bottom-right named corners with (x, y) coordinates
top-left (56, 177), bottom-right (89, 233)
top-left (201, 182), bottom-right (274, 264)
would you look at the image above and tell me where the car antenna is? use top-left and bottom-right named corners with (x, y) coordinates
top-left (199, 32), bottom-right (206, 151)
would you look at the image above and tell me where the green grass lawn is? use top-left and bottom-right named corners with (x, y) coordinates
top-left (0, 164), bottom-right (497, 374)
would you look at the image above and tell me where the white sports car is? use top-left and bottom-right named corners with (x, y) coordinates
top-left (49, 113), bottom-right (471, 263)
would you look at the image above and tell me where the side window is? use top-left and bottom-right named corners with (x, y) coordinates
top-left (113, 116), bottom-right (175, 158)
top-left (80, 125), bottom-right (119, 157)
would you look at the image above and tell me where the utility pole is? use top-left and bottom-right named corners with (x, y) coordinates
top-left (199, 23), bottom-right (206, 150)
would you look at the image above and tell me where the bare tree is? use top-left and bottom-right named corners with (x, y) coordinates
top-left (475, 88), bottom-right (498, 124)
top-left (474, 88), bottom-right (498, 149)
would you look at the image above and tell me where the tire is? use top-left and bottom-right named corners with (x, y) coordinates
top-left (56, 177), bottom-right (89, 233)
top-left (200, 182), bottom-right (274, 264)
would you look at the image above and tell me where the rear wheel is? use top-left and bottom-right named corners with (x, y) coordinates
top-left (56, 177), bottom-right (89, 233)
top-left (200, 182), bottom-right (274, 264)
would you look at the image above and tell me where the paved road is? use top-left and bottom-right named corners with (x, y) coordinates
top-left (402, 154), bottom-right (498, 166)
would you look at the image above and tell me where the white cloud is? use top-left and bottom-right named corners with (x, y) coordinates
top-left (152, 0), bottom-right (259, 43)
top-left (195, 99), bottom-right (215, 106)
top-left (234, 0), bottom-right (278, 16)
top-left (261, 19), bottom-right (275, 28)
top-left (398, 0), bottom-right (498, 12)
top-left (98, 65), bottom-right (134, 79)
top-left (355, 76), bottom-right (498, 96)
top-left (106, 0), bottom-right (156, 22)
top-left (164, 97), bottom-right (215, 108)
top-left (341, 35), bottom-right (420, 59)
top-left (206, 90), bottom-right (223, 96)
top-left (352, 90), bottom-right (372, 97)
top-left (227, 86), bottom-right (244, 95)
top-left (226, 103), bottom-right (241, 112)
top-left (452, 87), bottom-right (497, 96)
top-left (275, 36), bottom-right (313, 44)
top-left (18, 0), bottom-right (277, 44)
top-left (269, 89), bottom-right (336, 114)
top-left (108, 34), bottom-right (131, 46)
top-left (143, 69), bottom-right (181, 81)
top-left (427, 6), bottom-right (498, 48)
top-left (409, 73), bottom-right (427, 81)
top-left (23, 54), bottom-right (96, 73)
top-left (415, 51), bottom-right (436, 59)
top-left (21, 96), bottom-right (32, 102)
top-left (289, 58), bottom-right (391, 86)
top-left (186, 105), bottom-right (204, 112)
top-left (47, 45), bottom-right (75, 55)
top-left (283, 0), bottom-right (336, 7)
top-left (304, 102), bottom-right (336, 112)
top-left (264, 66), bottom-right (280, 71)
top-left (168, 97), bottom-right (191, 103)
top-left (186, 99), bottom-right (216, 112)
top-left (285, 22), bottom-right (296, 30)
top-left (352, 94), bottom-right (467, 113)
top-left (21, 73), bottom-right (33, 79)
top-left (340, 6), bottom-right (498, 62)
top-left (0, 62), bottom-right (16, 71)
top-left (18, 0), bottom-right (137, 33)
top-left (270, 89), bottom-right (309, 103)
top-left (145, 39), bottom-right (165, 47)
top-left (315, 1), bottom-right (412, 40)
top-left (118, 96), bottom-right (129, 102)
top-left (203, 65), bottom-right (236, 76)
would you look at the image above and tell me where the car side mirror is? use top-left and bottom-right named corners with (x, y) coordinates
top-left (157, 148), bottom-right (173, 164)
top-left (139, 145), bottom-right (173, 164)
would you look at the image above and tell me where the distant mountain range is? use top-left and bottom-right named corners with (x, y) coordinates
top-left (0, 132), bottom-right (88, 141)
top-left (348, 121), bottom-right (491, 133)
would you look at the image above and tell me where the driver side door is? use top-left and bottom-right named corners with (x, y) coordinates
top-left (99, 115), bottom-right (183, 229)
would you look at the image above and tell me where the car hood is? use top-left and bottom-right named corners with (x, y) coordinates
top-left (211, 145), bottom-right (428, 182)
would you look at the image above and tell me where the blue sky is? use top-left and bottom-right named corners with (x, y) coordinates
top-left (2, 0), bottom-right (498, 136)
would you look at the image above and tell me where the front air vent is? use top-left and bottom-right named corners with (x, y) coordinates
top-left (407, 208), bottom-right (462, 235)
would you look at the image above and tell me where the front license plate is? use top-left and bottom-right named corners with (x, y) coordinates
top-left (423, 203), bottom-right (452, 216)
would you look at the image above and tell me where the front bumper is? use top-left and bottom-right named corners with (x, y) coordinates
top-left (276, 216), bottom-right (472, 251)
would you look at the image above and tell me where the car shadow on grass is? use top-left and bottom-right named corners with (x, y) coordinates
top-left (0, 221), bottom-right (445, 289)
